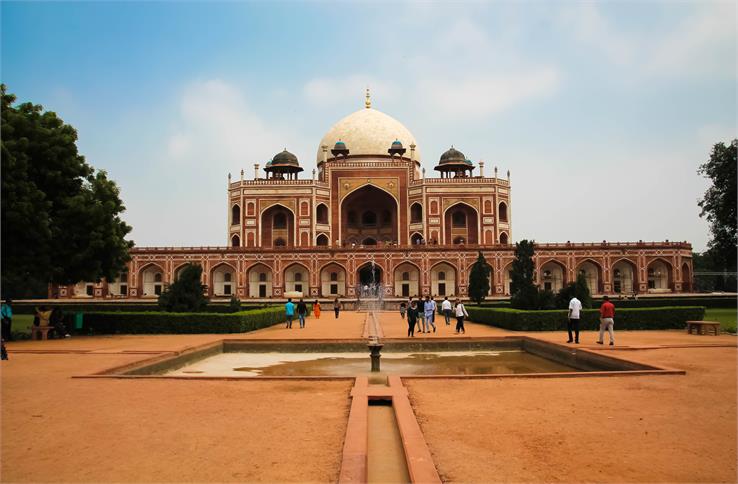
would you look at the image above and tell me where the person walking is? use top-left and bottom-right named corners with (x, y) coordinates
top-left (407, 301), bottom-right (418, 337)
top-left (416, 298), bottom-right (425, 332)
top-left (296, 299), bottom-right (308, 329)
top-left (424, 295), bottom-right (437, 333)
top-left (597, 295), bottom-right (616, 346)
top-left (567, 296), bottom-right (582, 344)
top-left (1, 298), bottom-right (13, 342)
top-left (313, 300), bottom-right (321, 319)
top-left (441, 296), bottom-right (452, 326)
top-left (285, 298), bottom-right (295, 328)
top-left (454, 298), bottom-right (469, 334)
top-left (399, 301), bottom-right (406, 320)
top-left (333, 298), bottom-right (341, 319)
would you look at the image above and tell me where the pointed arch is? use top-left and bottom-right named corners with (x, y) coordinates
top-left (576, 259), bottom-right (603, 294)
top-left (393, 261), bottom-right (421, 298)
top-left (540, 259), bottom-right (567, 293)
top-left (611, 258), bottom-right (638, 294)
top-left (320, 262), bottom-right (347, 296)
top-left (443, 202), bottom-right (479, 245)
top-left (284, 262), bottom-right (310, 295)
top-left (231, 204), bottom-right (241, 226)
top-left (316, 233), bottom-right (329, 246)
top-left (261, 203), bottom-right (295, 248)
top-left (430, 261), bottom-right (457, 297)
top-left (247, 262), bottom-right (273, 298)
top-left (211, 262), bottom-right (237, 297)
top-left (646, 258), bottom-right (673, 292)
top-left (139, 262), bottom-right (166, 297)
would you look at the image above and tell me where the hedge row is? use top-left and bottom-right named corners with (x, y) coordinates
top-left (12, 303), bottom-right (264, 315)
top-left (466, 306), bottom-right (706, 331)
top-left (590, 297), bottom-right (735, 309)
top-left (79, 307), bottom-right (289, 334)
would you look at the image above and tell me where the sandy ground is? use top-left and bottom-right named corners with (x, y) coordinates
top-left (2, 311), bottom-right (736, 483)
top-left (1, 337), bottom-right (351, 483)
top-left (406, 346), bottom-right (737, 483)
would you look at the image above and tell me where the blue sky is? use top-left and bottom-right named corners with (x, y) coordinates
top-left (2, 1), bottom-right (735, 250)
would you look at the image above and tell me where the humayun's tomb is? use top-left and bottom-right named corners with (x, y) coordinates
top-left (52, 92), bottom-right (694, 300)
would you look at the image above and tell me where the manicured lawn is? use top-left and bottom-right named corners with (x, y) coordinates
top-left (11, 314), bottom-right (35, 335)
top-left (704, 308), bottom-right (737, 334)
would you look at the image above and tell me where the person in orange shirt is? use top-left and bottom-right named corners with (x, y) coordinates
top-left (313, 300), bottom-right (321, 319)
top-left (597, 296), bottom-right (616, 346)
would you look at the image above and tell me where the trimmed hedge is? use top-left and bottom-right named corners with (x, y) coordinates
top-left (590, 297), bottom-right (735, 309)
top-left (79, 307), bottom-right (288, 334)
top-left (466, 306), bottom-right (706, 331)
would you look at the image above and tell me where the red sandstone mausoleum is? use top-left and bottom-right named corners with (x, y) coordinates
top-left (51, 92), bottom-right (693, 300)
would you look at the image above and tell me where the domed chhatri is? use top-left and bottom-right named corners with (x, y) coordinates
top-left (264, 149), bottom-right (303, 179)
top-left (317, 105), bottom-right (420, 163)
top-left (271, 149), bottom-right (300, 167)
top-left (435, 146), bottom-right (475, 178)
top-left (331, 140), bottom-right (350, 158)
top-left (388, 139), bottom-right (406, 157)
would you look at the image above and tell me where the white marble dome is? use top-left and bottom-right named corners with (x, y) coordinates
top-left (317, 107), bottom-right (421, 163)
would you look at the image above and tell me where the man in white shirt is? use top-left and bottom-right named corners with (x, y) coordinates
top-left (441, 297), bottom-right (453, 325)
top-left (568, 296), bottom-right (582, 344)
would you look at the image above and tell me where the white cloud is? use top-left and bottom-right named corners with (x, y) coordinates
top-left (415, 68), bottom-right (561, 118)
top-left (557, 2), bottom-right (736, 80)
top-left (167, 79), bottom-right (291, 166)
top-left (304, 75), bottom-right (400, 108)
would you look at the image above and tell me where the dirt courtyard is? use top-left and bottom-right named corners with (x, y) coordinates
top-left (1, 311), bottom-right (736, 483)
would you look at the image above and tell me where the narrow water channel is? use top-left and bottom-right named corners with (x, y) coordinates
top-left (367, 401), bottom-right (411, 483)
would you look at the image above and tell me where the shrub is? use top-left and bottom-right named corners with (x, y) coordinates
top-left (158, 263), bottom-right (208, 312)
top-left (229, 295), bottom-right (241, 312)
top-left (468, 252), bottom-right (491, 305)
top-left (79, 306), bottom-right (286, 334)
top-left (12, 303), bottom-right (261, 314)
top-left (555, 272), bottom-right (592, 309)
top-left (466, 306), bottom-right (706, 331)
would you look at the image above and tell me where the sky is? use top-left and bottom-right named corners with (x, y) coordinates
top-left (2, 1), bottom-right (736, 251)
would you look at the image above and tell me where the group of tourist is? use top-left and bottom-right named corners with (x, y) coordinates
top-left (567, 295), bottom-right (616, 345)
top-left (400, 295), bottom-right (469, 337)
top-left (284, 298), bottom-right (342, 328)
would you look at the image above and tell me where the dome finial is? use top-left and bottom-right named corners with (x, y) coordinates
top-left (365, 86), bottom-right (371, 109)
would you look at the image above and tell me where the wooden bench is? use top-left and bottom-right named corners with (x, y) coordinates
top-left (31, 325), bottom-right (54, 340)
top-left (686, 321), bottom-right (721, 336)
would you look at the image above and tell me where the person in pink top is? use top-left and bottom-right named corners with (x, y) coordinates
top-left (597, 296), bottom-right (616, 346)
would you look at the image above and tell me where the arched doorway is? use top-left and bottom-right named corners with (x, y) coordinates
top-left (444, 203), bottom-right (478, 244)
top-left (284, 264), bottom-right (309, 295)
top-left (393, 263), bottom-right (420, 297)
top-left (212, 264), bottom-right (236, 297)
top-left (261, 205), bottom-right (294, 247)
top-left (682, 262), bottom-right (692, 292)
top-left (320, 263), bottom-right (346, 297)
top-left (540, 261), bottom-right (566, 293)
top-left (647, 259), bottom-right (672, 292)
top-left (341, 186), bottom-right (398, 245)
top-left (141, 264), bottom-right (165, 297)
top-left (247, 264), bottom-right (272, 298)
top-left (612, 259), bottom-right (637, 294)
top-left (431, 262), bottom-right (457, 297)
top-left (357, 262), bottom-right (383, 286)
top-left (577, 260), bottom-right (602, 294)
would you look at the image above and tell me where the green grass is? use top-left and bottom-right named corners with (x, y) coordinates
top-left (704, 308), bottom-right (737, 334)
top-left (11, 314), bottom-right (35, 335)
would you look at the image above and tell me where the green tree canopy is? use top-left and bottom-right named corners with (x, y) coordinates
top-left (1, 85), bottom-right (133, 297)
top-left (468, 251), bottom-right (491, 304)
top-left (158, 264), bottom-right (208, 312)
top-left (698, 139), bottom-right (737, 290)
top-left (510, 240), bottom-right (538, 309)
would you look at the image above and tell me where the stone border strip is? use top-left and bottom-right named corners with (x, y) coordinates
top-left (338, 376), bottom-right (441, 484)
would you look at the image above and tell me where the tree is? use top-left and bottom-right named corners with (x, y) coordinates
top-left (698, 140), bottom-right (737, 291)
top-left (510, 240), bottom-right (539, 309)
top-left (1, 85), bottom-right (133, 297)
top-left (158, 264), bottom-right (208, 312)
top-left (468, 251), bottom-right (491, 304)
